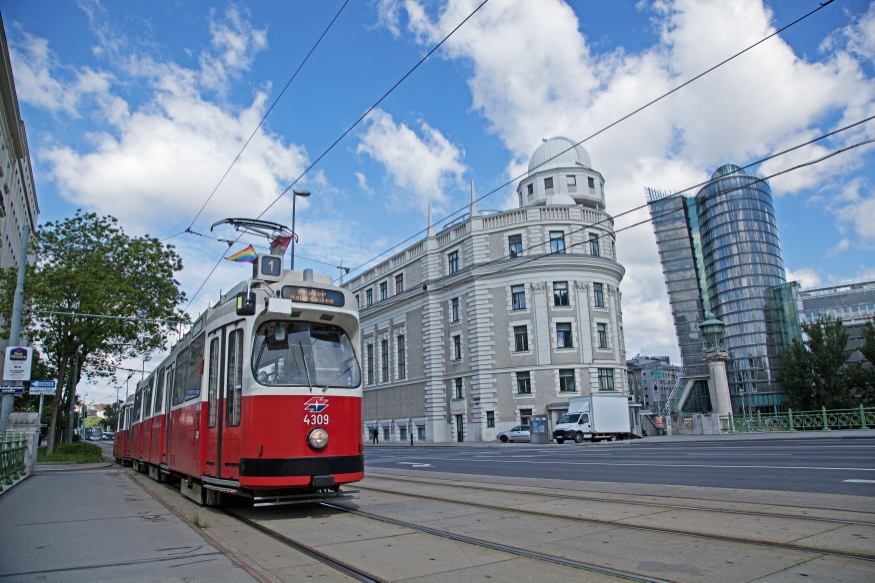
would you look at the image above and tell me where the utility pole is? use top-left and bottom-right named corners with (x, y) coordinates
top-left (0, 226), bottom-right (30, 436)
top-left (66, 354), bottom-right (78, 444)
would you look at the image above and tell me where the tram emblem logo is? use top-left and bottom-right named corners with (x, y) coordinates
top-left (304, 397), bottom-right (329, 413)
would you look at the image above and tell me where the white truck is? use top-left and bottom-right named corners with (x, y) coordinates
top-left (551, 394), bottom-right (635, 443)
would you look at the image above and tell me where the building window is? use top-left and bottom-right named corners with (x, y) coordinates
top-left (598, 368), bottom-right (615, 391)
top-left (514, 326), bottom-right (529, 352)
top-left (355, 294), bottom-right (360, 307)
top-left (448, 251), bottom-right (459, 274)
top-left (381, 340), bottom-right (389, 382)
top-left (544, 177), bottom-right (553, 189)
top-left (597, 323), bottom-right (608, 348)
top-left (520, 408), bottom-right (532, 425)
top-left (517, 372), bottom-right (531, 394)
top-left (588, 177), bottom-right (595, 188)
top-left (486, 411), bottom-right (495, 428)
top-left (366, 289), bottom-right (373, 307)
top-left (399, 426), bottom-right (407, 441)
top-left (367, 344), bottom-right (374, 385)
top-left (454, 378), bottom-right (463, 399)
top-left (527, 183), bottom-right (534, 195)
top-left (550, 231), bottom-right (565, 254)
top-left (567, 175), bottom-right (576, 186)
top-left (511, 285), bottom-right (526, 310)
top-left (508, 234), bottom-right (523, 258)
top-left (384, 426), bottom-right (390, 441)
top-left (397, 335), bottom-right (406, 379)
top-left (453, 335), bottom-right (462, 360)
top-left (395, 273), bottom-right (404, 294)
top-left (559, 369), bottom-right (576, 392)
top-left (380, 281), bottom-right (388, 301)
top-left (593, 283), bottom-right (604, 307)
top-left (417, 425), bottom-right (426, 440)
top-left (556, 322), bottom-right (573, 348)
top-left (452, 297), bottom-right (460, 322)
top-left (553, 281), bottom-right (569, 306)
top-left (589, 233), bottom-right (600, 257)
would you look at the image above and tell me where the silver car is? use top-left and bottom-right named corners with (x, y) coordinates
top-left (496, 425), bottom-right (530, 443)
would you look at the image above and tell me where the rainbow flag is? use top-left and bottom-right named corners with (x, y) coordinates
top-left (224, 244), bottom-right (258, 263)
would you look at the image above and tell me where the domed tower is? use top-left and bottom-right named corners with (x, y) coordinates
top-left (517, 137), bottom-right (606, 209)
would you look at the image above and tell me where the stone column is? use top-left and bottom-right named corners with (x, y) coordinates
top-left (704, 351), bottom-right (732, 417)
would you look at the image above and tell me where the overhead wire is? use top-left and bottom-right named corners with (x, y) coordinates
top-left (181, 0), bottom-right (492, 313)
top-left (185, 0), bottom-right (352, 232)
top-left (364, 115), bottom-right (875, 295)
top-left (338, 0), bottom-right (838, 283)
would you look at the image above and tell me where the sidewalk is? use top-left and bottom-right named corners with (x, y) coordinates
top-left (365, 428), bottom-right (875, 448)
top-left (0, 462), bottom-right (259, 582)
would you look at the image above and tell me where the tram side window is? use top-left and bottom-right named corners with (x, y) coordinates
top-left (185, 334), bottom-right (205, 402)
top-left (173, 346), bottom-right (189, 406)
top-left (207, 337), bottom-right (220, 427)
top-left (144, 377), bottom-right (154, 418)
top-left (154, 368), bottom-right (164, 414)
top-left (227, 329), bottom-right (243, 427)
top-left (134, 389), bottom-right (143, 423)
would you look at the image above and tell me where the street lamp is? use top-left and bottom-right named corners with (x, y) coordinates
top-left (141, 355), bottom-right (151, 380)
top-left (290, 189), bottom-right (311, 271)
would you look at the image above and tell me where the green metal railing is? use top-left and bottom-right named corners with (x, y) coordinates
top-left (1, 432), bottom-right (27, 490)
top-left (721, 405), bottom-right (874, 433)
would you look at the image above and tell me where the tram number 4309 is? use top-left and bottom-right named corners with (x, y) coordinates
top-left (304, 414), bottom-right (329, 425)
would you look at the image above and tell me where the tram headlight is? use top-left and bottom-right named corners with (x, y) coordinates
top-left (307, 427), bottom-right (329, 450)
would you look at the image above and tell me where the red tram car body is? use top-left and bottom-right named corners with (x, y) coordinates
top-left (115, 261), bottom-right (364, 505)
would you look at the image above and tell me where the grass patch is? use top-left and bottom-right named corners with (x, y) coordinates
top-left (190, 512), bottom-right (208, 529)
top-left (37, 442), bottom-right (103, 463)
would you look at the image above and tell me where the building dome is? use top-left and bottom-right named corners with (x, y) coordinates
top-left (528, 137), bottom-right (592, 173)
top-left (546, 193), bottom-right (576, 206)
top-left (712, 164), bottom-right (742, 179)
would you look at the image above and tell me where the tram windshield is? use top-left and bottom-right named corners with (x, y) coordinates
top-left (252, 321), bottom-right (362, 388)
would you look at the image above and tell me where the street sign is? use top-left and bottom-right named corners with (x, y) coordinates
top-left (0, 385), bottom-right (24, 394)
top-left (29, 380), bottom-right (57, 395)
top-left (3, 346), bottom-right (33, 381)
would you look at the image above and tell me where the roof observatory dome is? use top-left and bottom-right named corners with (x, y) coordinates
top-left (528, 136), bottom-right (592, 173)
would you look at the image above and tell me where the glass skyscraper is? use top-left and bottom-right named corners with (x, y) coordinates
top-left (647, 164), bottom-right (787, 414)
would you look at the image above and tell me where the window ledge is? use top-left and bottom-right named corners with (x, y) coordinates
top-left (512, 350), bottom-right (533, 355)
top-left (513, 393), bottom-right (535, 399)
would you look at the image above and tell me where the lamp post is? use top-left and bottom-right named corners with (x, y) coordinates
top-left (141, 355), bottom-right (151, 380)
top-left (290, 189), bottom-right (311, 271)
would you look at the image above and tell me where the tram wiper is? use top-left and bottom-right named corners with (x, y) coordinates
top-left (321, 364), bottom-right (353, 393)
top-left (298, 340), bottom-right (313, 393)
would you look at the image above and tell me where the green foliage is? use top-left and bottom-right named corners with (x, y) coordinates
top-left (777, 316), bottom-right (865, 410)
top-left (84, 416), bottom-right (102, 428)
top-left (0, 211), bottom-right (188, 452)
top-left (101, 401), bottom-right (121, 430)
top-left (859, 320), bottom-right (875, 406)
top-left (37, 442), bottom-right (102, 463)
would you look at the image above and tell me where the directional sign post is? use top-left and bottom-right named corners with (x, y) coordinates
top-left (30, 380), bottom-right (57, 423)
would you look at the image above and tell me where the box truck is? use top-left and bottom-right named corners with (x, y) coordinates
top-left (552, 394), bottom-right (635, 443)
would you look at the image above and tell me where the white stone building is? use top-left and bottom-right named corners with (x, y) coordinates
top-left (345, 137), bottom-right (627, 442)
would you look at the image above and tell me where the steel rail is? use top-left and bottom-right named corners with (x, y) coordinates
top-left (221, 508), bottom-right (380, 583)
top-left (364, 473), bottom-right (875, 527)
top-left (349, 483), bottom-right (875, 563)
top-left (320, 502), bottom-right (669, 583)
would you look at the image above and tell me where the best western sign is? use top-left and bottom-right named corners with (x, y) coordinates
top-left (3, 347), bottom-right (33, 381)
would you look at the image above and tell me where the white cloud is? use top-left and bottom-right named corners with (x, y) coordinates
top-left (785, 267), bottom-right (821, 289)
top-left (19, 9), bottom-right (305, 233)
top-left (830, 178), bottom-right (875, 246)
top-left (844, 2), bottom-right (875, 64)
top-left (355, 171), bottom-right (374, 195)
top-left (378, 0), bottom-right (875, 359)
top-left (826, 237), bottom-right (851, 257)
top-left (357, 108), bottom-right (466, 214)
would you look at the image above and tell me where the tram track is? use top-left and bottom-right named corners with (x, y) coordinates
top-left (352, 477), bottom-right (875, 563)
top-left (364, 473), bottom-right (875, 527)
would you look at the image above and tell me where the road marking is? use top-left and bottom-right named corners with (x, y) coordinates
top-left (843, 479), bottom-right (875, 483)
top-left (397, 462), bottom-right (433, 468)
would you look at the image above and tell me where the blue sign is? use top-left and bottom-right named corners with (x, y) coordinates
top-left (0, 385), bottom-right (24, 394)
top-left (186, 387), bottom-right (200, 399)
top-left (29, 380), bottom-right (57, 395)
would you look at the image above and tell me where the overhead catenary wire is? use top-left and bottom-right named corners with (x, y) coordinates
top-left (27, 309), bottom-right (187, 325)
top-left (367, 119), bottom-right (875, 295)
top-left (185, 0), bottom-right (352, 232)
top-left (182, 0), bottom-right (492, 313)
top-left (338, 0), bottom-right (838, 283)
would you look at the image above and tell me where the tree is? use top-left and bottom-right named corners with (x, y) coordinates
top-left (84, 416), bottom-right (102, 429)
top-left (102, 401), bottom-right (121, 430)
top-left (859, 319), bottom-right (875, 406)
top-left (0, 211), bottom-right (187, 453)
top-left (777, 316), bottom-right (864, 410)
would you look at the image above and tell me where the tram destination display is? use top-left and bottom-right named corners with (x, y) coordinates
top-left (281, 285), bottom-right (345, 307)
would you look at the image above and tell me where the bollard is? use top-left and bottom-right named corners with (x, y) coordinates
top-left (788, 408), bottom-right (795, 432)
top-left (757, 411), bottom-right (762, 432)
top-left (861, 404), bottom-right (869, 430)
top-left (822, 406), bottom-right (830, 431)
top-left (728, 413), bottom-right (735, 433)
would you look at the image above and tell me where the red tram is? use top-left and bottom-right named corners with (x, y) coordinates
top-left (114, 257), bottom-right (363, 505)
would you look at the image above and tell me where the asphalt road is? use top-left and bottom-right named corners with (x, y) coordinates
top-left (364, 439), bottom-right (875, 496)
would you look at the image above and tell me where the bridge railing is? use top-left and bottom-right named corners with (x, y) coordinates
top-left (720, 406), bottom-right (874, 433)
top-left (1, 432), bottom-right (27, 490)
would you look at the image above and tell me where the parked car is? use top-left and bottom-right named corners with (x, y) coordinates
top-left (102, 431), bottom-right (115, 441)
top-left (496, 425), bottom-right (530, 443)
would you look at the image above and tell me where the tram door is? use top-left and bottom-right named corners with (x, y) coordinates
top-left (204, 330), bottom-right (225, 478)
top-left (163, 363), bottom-right (174, 464)
top-left (221, 327), bottom-right (244, 481)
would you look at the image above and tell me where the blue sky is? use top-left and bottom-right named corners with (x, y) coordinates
top-left (2, 0), bottom-right (874, 401)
